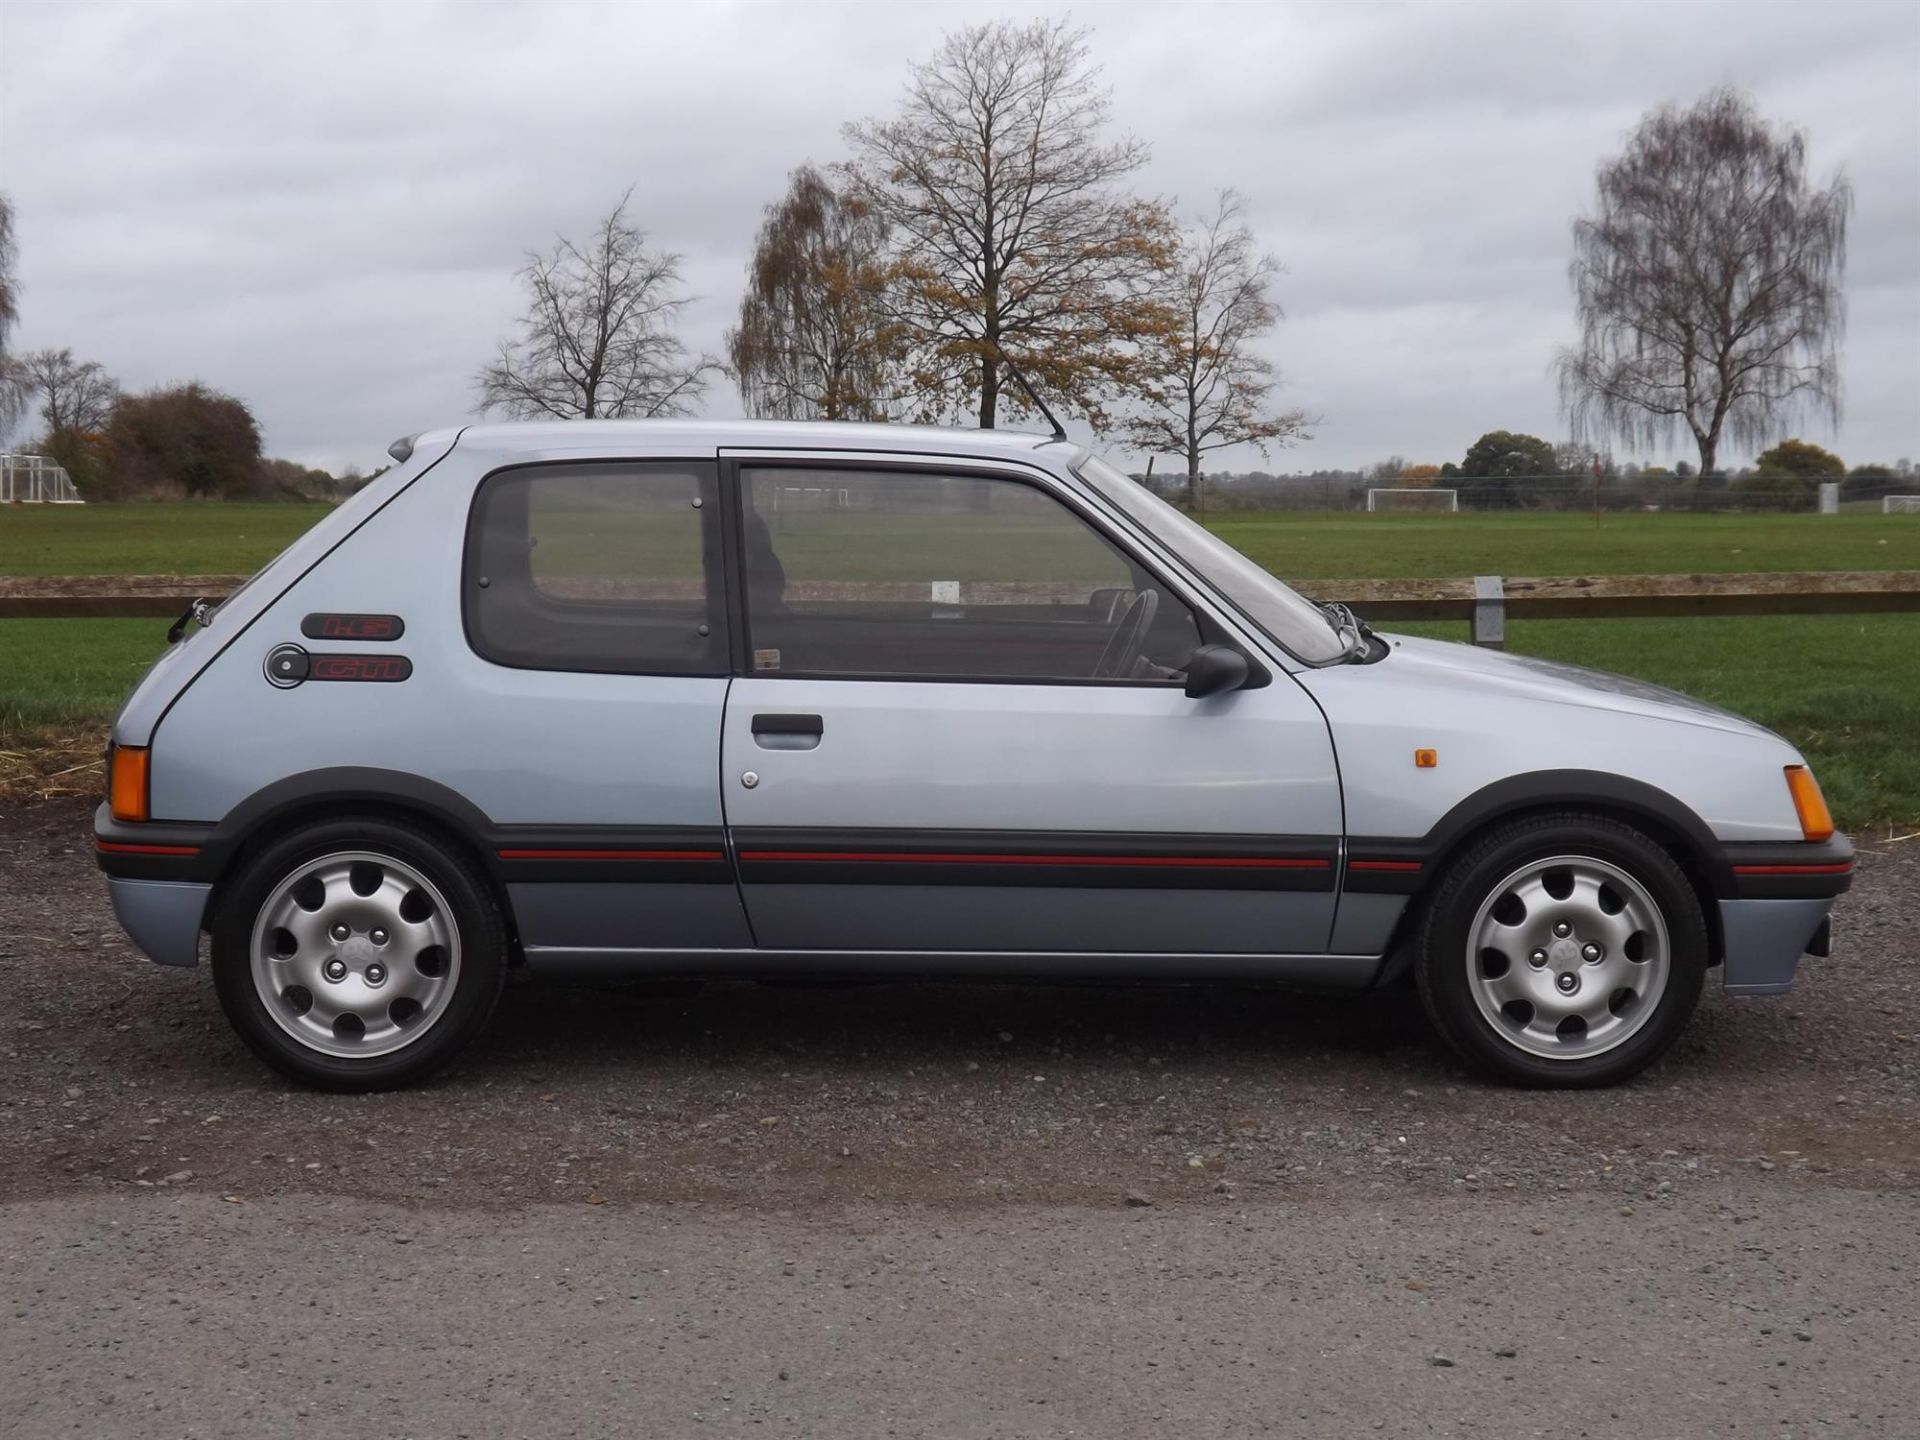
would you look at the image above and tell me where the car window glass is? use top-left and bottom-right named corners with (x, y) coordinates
top-left (740, 467), bottom-right (1202, 682)
top-left (465, 462), bottom-right (725, 675)
top-left (1073, 451), bottom-right (1348, 663)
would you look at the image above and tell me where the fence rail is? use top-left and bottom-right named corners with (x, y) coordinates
top-left (4, 571), bottom-right (1917, 648)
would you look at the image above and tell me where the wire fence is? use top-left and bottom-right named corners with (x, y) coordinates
top-left (1160, 472), bottom-right (1918, 515)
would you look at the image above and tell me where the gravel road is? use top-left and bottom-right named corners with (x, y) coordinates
top-left (3, 795), bottom-right (1916, 1436)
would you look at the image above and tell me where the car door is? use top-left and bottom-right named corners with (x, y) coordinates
top-left (718, 455), bottom-right (1344, 959)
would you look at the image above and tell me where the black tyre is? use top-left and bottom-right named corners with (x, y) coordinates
top-left (1413, 813), bottom-right (1707, 1088)
top-left (210, 817), bottom-right (507, 1091)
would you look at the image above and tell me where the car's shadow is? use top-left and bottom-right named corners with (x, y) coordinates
top-left (455, 972), bottom-right (1449, 1084)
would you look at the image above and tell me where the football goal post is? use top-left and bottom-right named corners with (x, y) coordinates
top-left (1883, 495), bottom-right (1920, 514)
top-left (0, 454), bottom-right (83, 504)
top-left (1366, 487), bottom-right (1458, 513)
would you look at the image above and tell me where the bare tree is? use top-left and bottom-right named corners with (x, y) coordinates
top-left (0, 194), bottom-right (25, 435)
top-left (843, 18), bottom-right (1177, 430)
top-left (21, 348), bottom-right (118, 437)
top-left (726, 166), bottom-right (908, 421)
top-left (476, 191), bottom-right (713, 420)
top-left (1124, 191), bottom-right (1311, 502)
top-left (1557, 88), bottom-right (1851, 477)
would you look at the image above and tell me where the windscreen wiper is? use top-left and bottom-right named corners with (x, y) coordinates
top-left (1314, 599), bottom-right (1371, 659)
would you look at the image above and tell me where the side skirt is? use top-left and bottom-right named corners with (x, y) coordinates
top-left (520, 946), bottom-right (1386, 988)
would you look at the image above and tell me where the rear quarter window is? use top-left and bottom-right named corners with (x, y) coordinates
top-left (463, 462), bottom-right (725, 675)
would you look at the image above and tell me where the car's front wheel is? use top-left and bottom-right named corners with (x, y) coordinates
top-left (1414, 813), bottom-right (1707, 1087)
top-left (210, 818), bottom-right (507, 1091)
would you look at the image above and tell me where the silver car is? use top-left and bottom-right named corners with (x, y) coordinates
top-left (95, 421), bottom-right (1853, 1090)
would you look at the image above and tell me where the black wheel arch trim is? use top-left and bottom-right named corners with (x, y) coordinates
top-left (1347, 769), bottom-right (1851, 903)
top-left (96, 769), bottom-right (498, 885)
top-left (94, 769), bottom-right (738, 891)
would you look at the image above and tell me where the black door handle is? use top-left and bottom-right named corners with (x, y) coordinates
top-left (751, 713), bottom-right (823, 736)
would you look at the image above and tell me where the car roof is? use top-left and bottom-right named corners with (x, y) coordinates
top-left (446, 417), bottom-right (1064, 463)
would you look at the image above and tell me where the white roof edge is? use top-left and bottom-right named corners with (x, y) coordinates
top-left (447, 417), bottom-right (1058, 458)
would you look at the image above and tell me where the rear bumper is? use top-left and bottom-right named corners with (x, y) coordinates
top-left (106, 876), bottom-right (210, 968)
top-left (1718, 896), bottom-right (1836, 996)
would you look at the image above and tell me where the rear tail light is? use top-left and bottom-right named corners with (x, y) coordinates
top-left (1784, 765), bottom-right (1833, 843)
top-left (108, 746), bottom-right (150, 823)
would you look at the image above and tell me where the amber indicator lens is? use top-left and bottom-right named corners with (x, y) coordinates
top-left (1414, 748), bottom-right (1438, 768)
top-left (1784, 765), bottom-right (1834, 842)
top-left (108, 746), bottom-right (150, 823)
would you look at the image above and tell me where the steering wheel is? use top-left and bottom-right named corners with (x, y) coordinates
top-left (1092, 588), bottom-right (1159, 679)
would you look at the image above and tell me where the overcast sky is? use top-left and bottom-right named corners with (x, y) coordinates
top-left (2, 0), bottom-right (1915, 475)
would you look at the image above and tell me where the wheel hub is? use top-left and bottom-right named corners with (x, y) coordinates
top-left (1465, 854), bottom-right (1672, 1061)
top-left (248, 850), bottom-right (460, 1059)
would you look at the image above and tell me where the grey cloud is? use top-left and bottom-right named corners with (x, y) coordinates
top-left (0, 0), bottom-right (1912, 473)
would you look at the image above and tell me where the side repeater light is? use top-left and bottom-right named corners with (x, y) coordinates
top-left (108, 745), bottom-right (150, 823)
top-left (1414, 749), bottom-right (1438, 769)
top-left (1784, 765), bottom-right (1833, 843)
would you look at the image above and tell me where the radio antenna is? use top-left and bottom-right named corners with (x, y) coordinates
top-left (997, 355), bottom-right (1068, 443)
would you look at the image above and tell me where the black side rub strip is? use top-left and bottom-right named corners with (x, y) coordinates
top-left (1343, 840), bottom-right (1428, 895)
top-left (491, 825), bottom-right (734, 885)
top-left (731, 829), bottom-right (1339, 892)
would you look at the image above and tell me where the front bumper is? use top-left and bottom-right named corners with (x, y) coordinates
top-left (105, 876), bottom-right (210, 968)
top-left (1717, 896), bottom-right (1837, 996)
top-left (1713, 834), bottom-right (1853, 996)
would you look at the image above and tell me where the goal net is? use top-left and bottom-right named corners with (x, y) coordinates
top-left (1366, 487), bottom-right (1458, 513)
top-left (1883, 495), bottom-right (1920, 514)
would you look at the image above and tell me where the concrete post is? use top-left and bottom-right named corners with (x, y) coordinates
top-left (1472, 575), bottom-right (1506, 649)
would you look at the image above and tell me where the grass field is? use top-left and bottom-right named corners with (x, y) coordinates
top-left (2, 503), bottom-right (1916, 829)
top-left (0, 502), bottom-right (331, 577)
top-left (2, 501), bottom-right (1918, 580)
top-left (1206, 510), bottom-right (1920, 579)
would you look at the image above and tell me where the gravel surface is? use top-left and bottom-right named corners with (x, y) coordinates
top-left (3, 795), bottom-right (1916, 1435)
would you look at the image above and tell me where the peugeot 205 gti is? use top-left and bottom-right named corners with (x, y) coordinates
top-left (95, 421), bottom-right (1852, 1090)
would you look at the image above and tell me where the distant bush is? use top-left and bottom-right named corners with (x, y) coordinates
top-left (101, 383), bottom-right (265, 500)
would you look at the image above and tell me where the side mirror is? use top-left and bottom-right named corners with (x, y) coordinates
top-left (1183, 644), bottom-right (1250, 699)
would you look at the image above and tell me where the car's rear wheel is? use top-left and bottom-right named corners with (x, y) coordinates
top-left (1413, 813), bottom-right (1706, 1087)
top-left (211, 818), bottom-right (506, 1091)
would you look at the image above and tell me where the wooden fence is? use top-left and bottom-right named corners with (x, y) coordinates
top-left (2, 570), bottom-right (1917, 648)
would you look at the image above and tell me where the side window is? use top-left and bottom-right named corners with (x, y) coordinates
top-left (465, 462), bottom-right (725, 675)
top-left (740, 467), bottom-right (1203, 682)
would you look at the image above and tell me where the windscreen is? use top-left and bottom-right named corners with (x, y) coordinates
top-left (1072, 453), bottom-right (1349, 664)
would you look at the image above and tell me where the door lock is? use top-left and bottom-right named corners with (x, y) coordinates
top-left (741, 771), bottom-right (760, 789)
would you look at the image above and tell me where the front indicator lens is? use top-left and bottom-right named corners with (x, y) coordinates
top-left (1785, 765), bottom-right (1833, 843)
top-left (109, 746), bottom-right (150, 823)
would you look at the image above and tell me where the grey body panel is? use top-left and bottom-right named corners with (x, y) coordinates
top-left (521, 946), bottom-right (1383, 987)
top-left (1718, 898), bottom-right (1832, 995)
top-left (721, 675), bottom-right (1343, 953)
top-left (112, 429), bottom-right (463, 750)
top-left (506, 883), bottom-right (753, 951)
top-left (1328, 891), bottom-right (1410, 956)
top-left (145, 453), bottom-right (731, 828)
top-left (736, 883), bottom-right (1331, 955)
top-left (106, 879), bottom-right (210, 968)
top-left (1300, 634), bottom-right (1810, 844)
